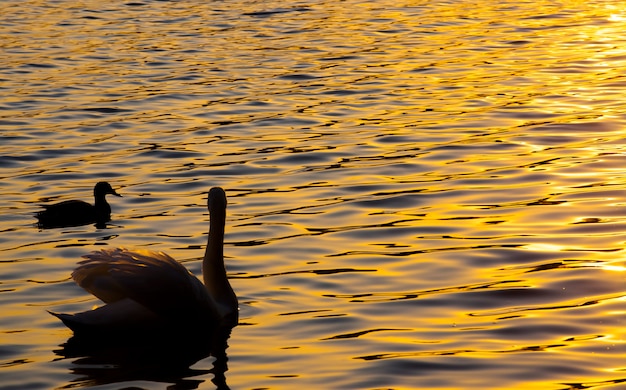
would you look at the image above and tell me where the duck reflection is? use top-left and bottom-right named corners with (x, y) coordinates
top-left (54, 324), bottom-right (234, 389)
top-left (36, 181), bottom-right (122, 229)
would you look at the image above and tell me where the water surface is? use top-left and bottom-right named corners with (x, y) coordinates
top-left (1, 0), bottom-right (626, 389)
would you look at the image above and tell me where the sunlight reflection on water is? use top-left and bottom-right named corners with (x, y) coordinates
top-left (1, 0), bottom-right (626, 389)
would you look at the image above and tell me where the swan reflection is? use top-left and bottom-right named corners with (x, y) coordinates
top-left (54, 324), bottom-right (234, 389)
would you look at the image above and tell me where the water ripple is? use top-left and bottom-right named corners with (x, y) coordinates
top-left (3, 0), bottom-right (626, 389)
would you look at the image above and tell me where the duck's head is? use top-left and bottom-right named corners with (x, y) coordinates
top-left (95, 181), bottom-right (122, 198)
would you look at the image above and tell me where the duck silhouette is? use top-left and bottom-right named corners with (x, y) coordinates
top-left (36, 181), bottom-right (122, 228)
top-left (49, 187), bottom-right (238, 335)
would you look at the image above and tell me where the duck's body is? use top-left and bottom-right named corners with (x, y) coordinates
top-left (36, 181), bottom-right (121, 228)
top-left (50, 187), bottom-right (238, 335)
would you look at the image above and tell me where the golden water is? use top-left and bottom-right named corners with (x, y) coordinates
top-left (1, 0), bottom-right (626, 389)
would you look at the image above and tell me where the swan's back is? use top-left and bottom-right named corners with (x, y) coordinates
top-left (77, 249), bottom-right (210, 310)
top-left (54, 248), bottom-right (215, 334)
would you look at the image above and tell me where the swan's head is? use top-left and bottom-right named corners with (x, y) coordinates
top-left (208, 187), bottom-right (227, 212)
top-left (95, 181), bottom-right (122, 197)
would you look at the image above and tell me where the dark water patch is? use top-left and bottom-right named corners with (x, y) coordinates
top-left (136, 147), bottom-right (200, 159)
top-left (328, 243), bottom-right (524, 259)
top-left (0, 155), bottom-right (42, 168)
top-left (561, 247), bottom-right (622, 253)
top-left (323, 328), bottom-right (410, 340)
top-left (522, 12), bottom-right (572, 20)
top-left (468, 196), bottom-right (567, 210)
top-left (468, 293), bottom-right (625, 318)
top-left (279, 309), bottom-right (331, 317)
top-left (81, 107), bottom-right (132, 114)
top-left (324, 279), bottom-right (525, 303)
top-left (243, 7), bottom-right (311, 17)
top-left (499, 259), bottom-right (601, 274)
top-left (570, 217), bottom-right (608, 224)
top-left (0, 257), bottom-right (42, 264)
top-left (158, 165), bottom-right (282, 179)
top-left (455, 287), bottom-right (575, 310)
top-left (562, 378), bottom-right (626, 390)
top-left (301, 150), bottom-right (427, 172)
top-left (374, 134), bottom-right (424, 144)
top-left (233, 267), bottom-right (375, 279)
top-left (278, 74), bottom-right (320, 81)
top-left (557, 222), bottom-right (626, 236)
top-left (482, 323), bottom-right (588, 339)
top-left (319, 55), bottom-right (361, 62)
top-left (304, 217), bottom-right (428, 236)
top-left (506, 40), bottom-right (532, 46)
top-left (0, 120), bottom-right (29, 126)
top-left (427, 142), bottom-right (517, 153)
top-left (531, 121), bottom-right (620, 133)
top-left (322, 88), bottom-right (386, 96)
top-left (352, 193), bottom-right (425, 209)
top-left (338, 184), bottom-right (389, 194)
top-left (21, 63), bottom-right (57, 69)
top-left (354, 343), bottom-right (567, 362)
top-left (0, 358), bottom-right (33, 368)
top-left (547, 277), bottom-right (625, 297)
top-left (269, 150), bottom-right (335, 164)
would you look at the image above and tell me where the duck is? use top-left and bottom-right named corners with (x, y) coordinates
top-left (36, 181), bottom-right (122, 228)
top-left (49, 187), bottom-right (238, 335)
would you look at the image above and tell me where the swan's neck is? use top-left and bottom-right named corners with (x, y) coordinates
top-left (203, 208), bottom-right (237, 320)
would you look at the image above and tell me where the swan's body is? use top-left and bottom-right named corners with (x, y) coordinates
top-left (36, 181), bottom-right (121, 228)
top-left (50, 187), bottom-right (238, 335)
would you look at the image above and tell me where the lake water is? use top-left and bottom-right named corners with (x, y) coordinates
top-left (2, 0), bottom-right (626, 389)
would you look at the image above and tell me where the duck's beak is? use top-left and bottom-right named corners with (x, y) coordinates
top-left (111, 190), bottom-right (122, 197)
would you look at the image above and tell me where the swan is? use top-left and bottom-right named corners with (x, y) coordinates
top-left (36, 181), bottom-right (122, 228)
top-left (50, 187), bottom-right (238, 335)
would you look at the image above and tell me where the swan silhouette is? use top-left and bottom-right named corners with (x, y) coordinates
top-left (50, 187), bottom-right (238, 335)
top-left (36, 181), bottom-right (122, 228)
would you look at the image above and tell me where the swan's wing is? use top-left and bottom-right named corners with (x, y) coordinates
top-left (73, 248), bottom-right (210, 319)
top-left (49, 297), bottom-right (161, 333)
